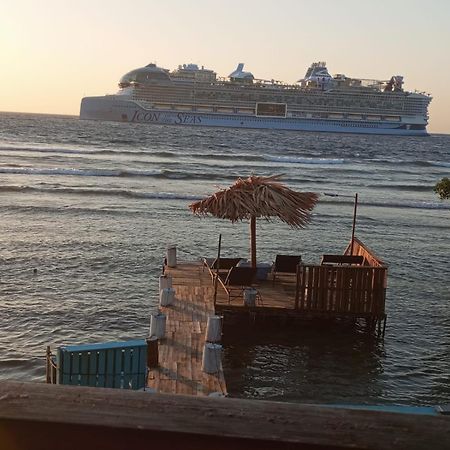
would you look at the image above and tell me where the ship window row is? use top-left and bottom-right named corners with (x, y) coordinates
top-left (133, 105), bottom-right (408, 128)
top-left (134, 93), bottom-right (418, 112)
top-left (133, 87), bottom-right (423, 105)
top-left (134, 99), bottom-right (421, 116)
top-left (132, 83), bottom-right (427, 108)
top-left (135, 87), bottom-right (414, 105)
top-left (134, 95), bottom-right (424, 113)
top-left (133, 101), bottom-right (415, 122)
top-left (197, 116), bottom-right (382, 128)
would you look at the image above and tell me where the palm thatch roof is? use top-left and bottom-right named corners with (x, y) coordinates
top-left (189, 175), bottom-right (319, 228)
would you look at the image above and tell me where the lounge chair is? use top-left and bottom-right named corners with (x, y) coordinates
top-left (271, 254), bottom-right (301, 284)
top-left (218, 266), bottom-right (258, 303)
top-left (203, 257), bottom-right (243, 282)
top-left (320, 255), bottom-right (364, 266)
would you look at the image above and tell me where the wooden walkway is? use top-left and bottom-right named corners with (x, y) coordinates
top-left (147, 261), bottom-right (227, 396)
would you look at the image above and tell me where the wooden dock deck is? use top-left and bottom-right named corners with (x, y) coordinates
top-left (44, 237), bottom-right (386, 397)
top-left (146, 261), bottom-right (301, 396)
top-left (147, 261), bottom-right (227, 396)
top-left (148, 252), bottom-right (387, 396)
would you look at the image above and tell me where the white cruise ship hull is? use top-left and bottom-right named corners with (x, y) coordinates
top-left (80, 96), bottom-right (429, 136)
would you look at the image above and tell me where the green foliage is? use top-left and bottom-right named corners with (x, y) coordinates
top-left (434, 177), bottom-right (450, 200)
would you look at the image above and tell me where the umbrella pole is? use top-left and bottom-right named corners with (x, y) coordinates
top-left (250, 216), bottom-right (256, 268)
top-left (213, 234), bottom-right (222, 306)
top-left (350, 193), bottom-right (358, 255)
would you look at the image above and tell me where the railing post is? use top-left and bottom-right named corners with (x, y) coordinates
top-left (213, 234), bottom-right (222, 307)
top-left (52, 361), bottom-right (57, 384)
top-left (294, 264), bottom-right (300, 310)
top-left (46, 346), bottom-right (51, 384)
top-left (350, 193), bottom-right (358, 255)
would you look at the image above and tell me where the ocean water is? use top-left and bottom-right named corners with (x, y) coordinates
top-left (0, 112), bottom-right (449, 406)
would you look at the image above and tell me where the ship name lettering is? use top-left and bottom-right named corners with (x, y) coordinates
top-left (131, 110), bottom-right (160, 122)
top-left (176, 113), bottom-right (201, 124)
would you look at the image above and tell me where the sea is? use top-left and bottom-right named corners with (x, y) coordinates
top-left (0, 111), bottom-right (449, 406)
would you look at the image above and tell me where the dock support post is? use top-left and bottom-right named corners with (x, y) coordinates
top-left (202, 343), bottom-right (222, 374)
top-left (150, 313), bottom-right (167, 339)
top-left (146, 336), bottom-right (159, 369)
top-left (166, 245), bottom-right (177, 268)
top-left (159, 274), bottom-right (173, 291)
top-left (206, 315), bottom-right (222, 343)
top-left (160, 288), bottom-right (175, 306)
top-left (45, 346), bottom-right (51, 384)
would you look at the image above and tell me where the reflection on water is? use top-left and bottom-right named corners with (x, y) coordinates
top-left (223, 321), bottom-right (387, 404)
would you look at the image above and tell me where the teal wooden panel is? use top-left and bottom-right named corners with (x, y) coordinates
top-left (129, 347), bottom-right (139, 389)
top-left (97, 350), bottom-right (106, 387)
top-left (57, 340), bottom-right (147, 390)
top-left (63, 339), bottom-right (146, 353)
top-left (71, 352), bottom-right (81, 385)
top-left (65, 351), bottom-right (73, 385)
top-left (105, 348), bottom-right (116, 388)
top-left (121, 347), bottom-right (132, 389)
top-left (88, 351), bottom-right (98, 387)
top-left (79, 352), bottom-right (90, 386)
top-left (114, 349), bottom-right (125, 389)
top-left (56, 348), bottom-right (68, 385)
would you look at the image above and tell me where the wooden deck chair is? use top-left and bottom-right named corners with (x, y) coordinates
top-left (320, 255), bottom-right (364, 266)
top-left (203, 257), bottom-right (243, 282)
top-left (271, 255), bottom-right (301, 285)
top-left (218, 266), bottom-right (258, 303)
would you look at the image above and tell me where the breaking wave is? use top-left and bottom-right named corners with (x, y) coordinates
top-left (263, 155), bottom-right (345, 164)
top-left (322, 197), bottom-right (450, 210)
top-left (1, 184), bottom-right (449, 210)
top-left (0, 167), bottom-right (161, 177)
top-left (0, 184), bottom-right (200, 201)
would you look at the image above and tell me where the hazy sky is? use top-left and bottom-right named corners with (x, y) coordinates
top-left (1, 0), bottom-right (449, 133)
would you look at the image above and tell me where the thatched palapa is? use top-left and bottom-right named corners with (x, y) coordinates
top-left (189, 175), bottom-right (319, 267)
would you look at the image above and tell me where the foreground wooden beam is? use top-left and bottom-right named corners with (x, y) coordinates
top-left (1, 382), bottom-right (450, 450)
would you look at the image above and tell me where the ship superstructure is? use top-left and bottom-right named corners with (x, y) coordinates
top-left (80, 61), bottom-right (432, 136)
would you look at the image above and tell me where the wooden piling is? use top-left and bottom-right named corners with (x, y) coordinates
top-left (146, 336), bottom-right (159, 369)
top-left (45, 346), bottom-right (52, 384)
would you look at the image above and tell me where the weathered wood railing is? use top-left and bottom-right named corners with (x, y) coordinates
top-left (345, 236), bottom-right (386, 268)
top-left (2, 381), bottom-right (450, 450)
top-left (295, 264), bottom-right (387, 319)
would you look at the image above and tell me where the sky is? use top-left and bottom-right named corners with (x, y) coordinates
top-left (1, 0), bottom-right (449, 133)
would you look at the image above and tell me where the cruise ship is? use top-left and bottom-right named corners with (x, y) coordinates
top-left (80, 61), bottom-right (432, 136)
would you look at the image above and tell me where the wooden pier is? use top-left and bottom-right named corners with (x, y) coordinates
top-left (148, 262), bottom-right (227, 396)
top-left (150, 237), bottom-right (387, 396)
top-left (46, 237), bottom-right (387, 398)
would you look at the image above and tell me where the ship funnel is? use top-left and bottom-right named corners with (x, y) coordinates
top-left (229, 63), bottom-right (254, 81)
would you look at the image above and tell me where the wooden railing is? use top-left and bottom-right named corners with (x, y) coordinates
top-left (295, 264), bottom-right (387, 318)
top-left (2, 381), bottom-right (449, 450)
top-left (345, 236), bottom-right (386, 268)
